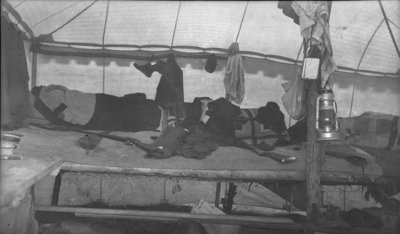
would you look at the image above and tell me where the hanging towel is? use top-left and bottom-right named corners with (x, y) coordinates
top-left (224, 43), bottom-right (245, 105)
top-left (39, 84), bottom-right (96, 125)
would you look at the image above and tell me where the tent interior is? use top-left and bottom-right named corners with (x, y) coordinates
top-left (1, 0), bottom-right (400, 234)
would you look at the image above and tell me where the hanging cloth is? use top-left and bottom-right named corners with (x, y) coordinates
top-left (224, 42), bottom-right (245, 105)
top-left (1, 16), bottom-right (30, 129)
top-left (291, 1), bottom-right (336, 88)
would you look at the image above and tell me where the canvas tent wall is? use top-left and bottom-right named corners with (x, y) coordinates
top-left (1, 0), bottom-right (400, 127)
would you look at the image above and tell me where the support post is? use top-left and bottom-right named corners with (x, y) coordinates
top-left (215, 182), bottom-right (221, 208)
top-left (305, 49), bottom-right (323, 223)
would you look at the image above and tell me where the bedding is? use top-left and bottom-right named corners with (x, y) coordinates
top-left (11, 124), bottom-right (395, 185)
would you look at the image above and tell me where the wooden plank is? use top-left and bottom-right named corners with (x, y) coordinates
top-left (59, 162), bottom-right (381, 184)
top-left (0, 190), bottom-right (38, 234)
top-left (0, 129), bottom-right (64, 211)
top-left (5, 126), bottom-right (388, 184)
top-left (36, 206), bottom-right (294, 225)
top-left (0, 156), bottom-right (63, 212)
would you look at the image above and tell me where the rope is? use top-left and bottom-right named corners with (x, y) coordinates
top-left (13, 0), bottom-right (27, 9)
top-left (378, 0), bottom-right (400, 58)
top-left (388, 19), bottom-right (400, 31)
top-left (102, 0), bottom-right (110, 45)
top-left (170, 1), bottom-right (182, 48)
top-left (48, 0), bottom-right (98, 35)
top-left (295, 42), bottom-right (304, 65)
top-left (288, 41), bottom-right (304, 128)
top-left (32, 1), bottom-right (83, 29)
top-left (101, 0), bottom-right (110, 94)
top-left (235, 1), bottom-right (249, 43)
top-left (349, 19), bottom-right (384, 117)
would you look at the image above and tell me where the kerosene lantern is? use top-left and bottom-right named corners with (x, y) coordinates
top-left (316, 89), bottom-right (340, 141)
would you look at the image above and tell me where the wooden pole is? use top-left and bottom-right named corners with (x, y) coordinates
top-left (305, 44), bottom-right (323, 223)
top-left (306, 79), bottom-right (322, 223)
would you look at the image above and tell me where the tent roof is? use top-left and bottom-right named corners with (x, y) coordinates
top-left (3, 0), bottom-right (400, 77)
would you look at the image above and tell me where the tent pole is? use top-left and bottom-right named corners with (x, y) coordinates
top-left (235, 1), bottom-right (249, 43)
top-left (170, 1), bottom-right (182, 48)
top-left (304, 40), bottom-right (323, 224)
top-left (378, 0), bottom-right (400, 58)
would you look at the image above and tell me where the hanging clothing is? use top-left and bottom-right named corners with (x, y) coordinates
top-left (224, 43), bottom-right (245, 105)
top-left (278, 1), bottom-right (300, 25)
top-left (1, 16), bottom-right (30, 129)
top-left (155, 53), bottom-right (185, 117)
top-left (39, 85), bottom-right (96, 125)
top-left (291, 1), bottom-right (336, 88)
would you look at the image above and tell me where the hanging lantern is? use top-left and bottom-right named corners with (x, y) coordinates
top-left (316, 89), bottom-right (340, 141)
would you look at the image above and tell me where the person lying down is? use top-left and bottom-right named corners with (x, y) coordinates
top-left (30, 84), bottom-right (239, 135)
top-left (31, 84), bottom-right (164, 132)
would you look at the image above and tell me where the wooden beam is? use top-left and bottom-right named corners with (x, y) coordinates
top-left (36, 206), bottom-right (293, 225)
top-left (305, 79), bottom-right (323, 223)
top-left (58, 162), bottom-right (384, 185)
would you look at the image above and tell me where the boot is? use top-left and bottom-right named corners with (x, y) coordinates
top-left (133, 62), bottom-right (153, 77)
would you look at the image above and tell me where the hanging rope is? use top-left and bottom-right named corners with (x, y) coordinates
top-left (102, 0), bottom-right (110, 94)
top-left (235, 1), bottom-right (249, 43)
top-left (378, 0), bottom-right (400, 58)
top-left (388, 19), bottom-right (400, 30)
top-left (48, 0), bottom-right (99, 35)
top-left (170, 1), bottom-right (182, 48)
top-left (295, 42), bottom-right (304, 65)
top-left (349, 19), bottom-right (384, 117)
top-left (32, 1), bottom-right (83, 29)
top-left (288, 41), bottom-right (305, 128)
top-left (102, 0), bottom-right (110, 45)
top-left (13, 0), bottom-right (27, 9)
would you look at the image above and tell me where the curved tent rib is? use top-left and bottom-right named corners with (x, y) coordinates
top-left (12, 0), bottom-right (26, 9)
top-left (31, 1), bottom-right (83, 29)
top-left (349, 19), bottom-right (384, 117)
top-left (48, 0), bottom-right (98, 35)
top-left (3, 0), bottom-right (400, 78)
top-left (389, 20), bottom-right (400, 31)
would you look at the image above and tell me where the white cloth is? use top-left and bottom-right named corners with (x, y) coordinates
top-left (224, 54), bottom-right (245, 105)
top-left (39, 85), bottom-right (96, 125)
top-left (291, 1), bottom-right (336, 88)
